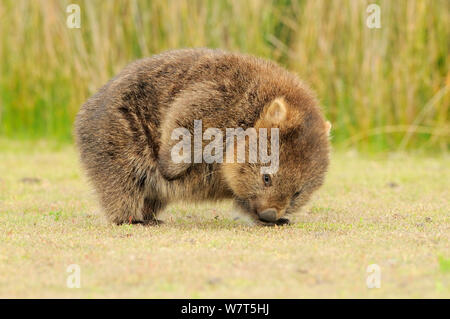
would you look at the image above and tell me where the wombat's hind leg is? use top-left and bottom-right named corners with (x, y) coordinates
top-left (137, 197), bottom-right (166, 226)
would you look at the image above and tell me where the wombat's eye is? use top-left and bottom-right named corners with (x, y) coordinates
top-left (262, 174), bottom-right (272, 186)
top-left (293, 190), bottom-right (302, 198)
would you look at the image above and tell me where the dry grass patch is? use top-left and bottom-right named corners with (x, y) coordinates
top-left (0, 142), bottom-right (448, 298)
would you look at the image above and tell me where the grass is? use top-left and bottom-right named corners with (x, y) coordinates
top-left (0, 0), bottom-right (448, 151)
top-left (0, 141), bottom-right (448, 298)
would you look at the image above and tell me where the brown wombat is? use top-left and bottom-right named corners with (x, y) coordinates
top-left (75, 48), bottom-right (330, 226)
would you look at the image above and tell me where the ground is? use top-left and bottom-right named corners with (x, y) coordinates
top-left (0, 140), bottom-right (448, 298)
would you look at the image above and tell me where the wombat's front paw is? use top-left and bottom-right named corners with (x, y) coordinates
top-left (275, 218), bottom-right (291, 226)
top-left (256, 217), bottom-right (291, 227)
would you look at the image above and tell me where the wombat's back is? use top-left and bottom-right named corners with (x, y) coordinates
top-left (75, 48), bottom-right (213, 159)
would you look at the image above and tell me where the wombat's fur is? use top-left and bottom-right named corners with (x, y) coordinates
top-left (75, 48), bottom-right (330, 226)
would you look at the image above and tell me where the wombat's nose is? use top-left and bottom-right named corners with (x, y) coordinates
top-left (258, 209), bottom-right (277, 222)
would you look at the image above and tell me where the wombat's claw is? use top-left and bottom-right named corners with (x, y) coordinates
top-left (275, 218), bottom-right (291, 226)
top-left (257, 218), bottom-right (291, 227)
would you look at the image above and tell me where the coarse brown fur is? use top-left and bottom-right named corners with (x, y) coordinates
top-left (74, 48), bottom-right (330, 226)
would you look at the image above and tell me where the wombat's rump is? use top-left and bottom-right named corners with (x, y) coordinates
top-left (75, 48), bottom-right (330, 225)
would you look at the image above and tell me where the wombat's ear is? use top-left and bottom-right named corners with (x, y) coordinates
top-left (258, 98), bottom-right (287, 127)
top-left (325, 121), bottom-right (332, 136)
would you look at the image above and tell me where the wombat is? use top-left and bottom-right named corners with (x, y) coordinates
top-left (75, 48), bottom-right (330, 226)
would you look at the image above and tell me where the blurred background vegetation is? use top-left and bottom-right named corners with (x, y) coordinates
top-left (0, 0), bottom-right (448, 152)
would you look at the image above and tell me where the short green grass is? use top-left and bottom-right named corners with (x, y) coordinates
top-left (0, 141), bottom-right (449, 298)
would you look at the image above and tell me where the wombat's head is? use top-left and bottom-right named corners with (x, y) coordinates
top-left (222, 97), bottom-right (330, 225)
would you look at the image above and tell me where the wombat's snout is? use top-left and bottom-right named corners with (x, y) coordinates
top-left (258, 208), bottom-right (278, 222)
